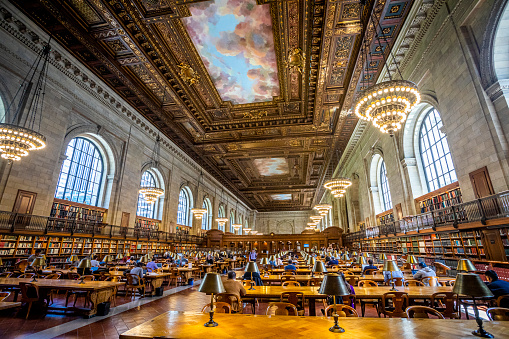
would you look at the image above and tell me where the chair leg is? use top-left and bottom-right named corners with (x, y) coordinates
top-left (361, 302), bottom-right (365, 317)
top-left (26, 302), bottom-right (32, 320)
top-left (464, 304), bottom-right (469, 319)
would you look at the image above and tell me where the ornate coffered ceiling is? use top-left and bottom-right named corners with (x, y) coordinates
top-left (11, 0), bottom-right (414, 211)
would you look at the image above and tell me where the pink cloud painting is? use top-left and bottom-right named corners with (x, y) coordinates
top-left (253, 158), bottom-right (289, 176)
top-left (183, 0), bottom-right (280, 104)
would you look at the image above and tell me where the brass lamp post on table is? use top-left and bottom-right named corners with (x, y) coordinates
top-left (307, 256), bottom-right (316, 276)
top-left (379, 253), bottom-right (387, 263)
top-left (198, 273), bottom-right (226, 327)
top-left (453, 273), bottom-right (494, 338)
top-left (245, 261), bottom-right (259, 290)
top-left (259, 257), bottom-right (269, 276)
top-left (30, 257), bottom-right (45, 282)
top-left (312, 260), bottom-right (327, 281)
top-left (383, 260), bottom-right (401, 291)
top-left (77, 258), bottom-right (91, 284)
top-left (407, 255), bottom-right (418, 271)
top-left (318, 273), bottom-right (352, 333)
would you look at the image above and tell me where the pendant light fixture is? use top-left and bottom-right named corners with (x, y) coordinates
top-left (215, 188), bottom-right (228, 229)
top-left (353, 0), bottom-right (420, 136)
top-left (139, 136), bottom-right (164, 204)
top-left (313, 204), bottom-right (332, 216)
top-left (0, 40), bottom-right (52, 161)
top-left (191, 170), bottom-right (207, 220)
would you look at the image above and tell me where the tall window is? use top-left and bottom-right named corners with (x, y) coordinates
top-left (379, 160), bottom-right (392, 211)
top-left (218, 205), bottom-right (225, 230)
top-left (177, 188), bottom-right (190, 226)
top-left (136, 171), bottom-right (156, 219)
top-left (230, 210), bottom-right (235, 233)
top-left (55, 137), bottom-right (104, 206)
top-left (201, 198), bottom-right (212, 230)
top-left (419, 108), bottom-right (457, 191)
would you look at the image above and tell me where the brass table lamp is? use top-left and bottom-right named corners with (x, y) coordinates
top-left (77, 258), bottom-right (92, 284)
top-left (245, 261), bottom-right (259, 290)
top-left (318, 273), bottom-right (351, 333)
top-left (139, 255), bottom-right (149, 263)
top-left (379, 253), bottom-right (387, 263)
top-left (260, 257), bottom-right (269, 276)
top-left (383, 260), bottom-right (401, 291)
top-left (312, 260), bottom-right (327, 280)
top-left (69, 255), bottom-right (79, 263)
top-left (30, 257), bottom-right (46, 282)
top-left (457, 259), bottom-right (477, 272)
top-left (357, 256), bottom-right (367, 265)
top-left (102, 255), bottom-right (113, 264)
top-left (198, 273), bottom-right (226, 327)
top-left (115, 253), bottom-right (123, 261)
top-left (453, 273), bottom-right (494, 338)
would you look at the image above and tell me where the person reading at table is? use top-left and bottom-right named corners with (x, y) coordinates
top-left (130, 262), bottom-right (145, 296)
top-left (485, 270), bottom-right (509, 308)
top-left (269, 257), bottom-right (276, 267)
top-left (412, 262), bottom-right (436, 281)
top-left (146, 259), bottom-right (158, 272)
top-left (383, 268), bottom-right (404, 284)
top-left (223, 271), bottom-right (246, 312)
top-left (28, 249), bottom-right (42, 263)
top-left (328, 257), bottom-right (339, 266)
top-left (362, 259), bottom-right (378, 274)
top-left (284, 260), bottom-right (296, 271)
top-left (90, 255), bottom-right (100, 267)
top-left (275, 257), bottom-right (283, 267)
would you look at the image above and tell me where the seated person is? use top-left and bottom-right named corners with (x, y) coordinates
top-left (413, 262), bottom-right (436, 280)
top-left (362, 259), bottom-right (378, 274)
top-left (269, 257), bottom-right (276, 267)
top-left (130, 262), bottom-right (145, 296)
top-left (383, 269), bottom-right (404, 284)
top-left (222, 271), bottom-right (246, 312)
top-left (485, 270), bottom-right (509, 308)
top-left (328, 257), bottom-right (339, 266)
top-left (242, 270), bottom-right (263, 286)
top-left (90, 255), bottom-right (100, 267)
top-left (206, 255), bottom-right (214, 265)
top-left (146, 259), bottom-right (158, 272)
top-left (176, 255), bottom-right (189, 267)
top-left (275, 257), bottom-right (283, 267)
top-left (28, 249), bottom-right (42, 263)
top-left (284, 260), bottom-right (297, 271)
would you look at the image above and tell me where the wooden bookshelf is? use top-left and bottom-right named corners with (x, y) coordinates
top-left (376, 209), bottom-right (394, 225)
top-left (135, 216), bottom-right (161, 230)
top-left (415, 182), bottom-right (462, 214)
top-left (50, 198), bottom-right (107, 223)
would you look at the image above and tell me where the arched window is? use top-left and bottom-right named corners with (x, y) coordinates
top-left (136, 170), bottom-right (164, 219)
top-left (230, 210), bottom-right (235, 233)
top-left (379, 160), bottom-right (392, 211)
top-left (217, 204), bottom-right (226, 231)
top-left (201, 198), bottom-right (212, 230)
top-left (177, 187), bottom-right (192, 226)
top-left (55, 137), bottom-right (104, 206)
top-left (419, 108), bottom-right (457, 191)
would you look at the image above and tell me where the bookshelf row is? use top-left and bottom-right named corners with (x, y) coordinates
top-left (50, 198), bottom-right (106, 223)
top-left (135, 217), bottom-right (161, 230)
top-left (416, 182), bottom-right (462, 213)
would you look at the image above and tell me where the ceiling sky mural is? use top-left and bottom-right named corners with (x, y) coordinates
top-left (184, 0), bottom-right (280, 105)
top-left (253, 158), bottom-right (289, 176)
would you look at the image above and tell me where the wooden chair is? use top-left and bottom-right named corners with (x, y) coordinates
top-left (68, 272), bottom-right (81, 280)
top-left (364, 269), bottom-right (377, 275)
top-left (266, 302), bottom-right (299, 316)
top-left (379, 292), bottom-right (409, 318)
top-left (283, 270), bottom-right (296, 275)
top-left (434, 262), bottom-right (451, 276)
top-left (431, 292), bottom-right (459, 319)
top-left (325, 304), bottom-right (359, 317)
top-left (307, 278), bottom-right (322, 286)
top-left (216, 293), bottom-right (241, 313)
top-left (496, 295), bottom-right (509, 307)
top-left (0, 292), bottom-right (10, 301)
top-left (66, 275), bottom-right (95, 307)
top-left (44, 273), bottom-right (61, 279)
top-left (44, 272), bottom-right (62, 305)
top-left (282, 281), bottom-right (300, 287)
top-left (201, 302), bottom-right (232, 314)
top-left (422, 276), bottom-right (441, 287)
top-left (281, 275), bottom-right (297, 282)
top-left (373, 271), bottom-right (384, 276)
top-left (392, 277), bottom-right (404, 287)
top-left (486, 307), bottom-right (509, 321)
top-left (19, 282), bottom-right (40, 319)
top-left (405, 279), bottom-right (424, 286)
top-left (125, 274), bottom-right (145, 300)
top-left (103, 276), bottom-right (120, 306)
top-left (401, 263), bottom-right (411, 270)
top-left (13, 259), bottom-right (28, 274)
top-left (406, 306), bottom-right (445, 319)
top-left (18, 273), bottom-right (35, 279)
top-left (358, 280), bottom-right (380, 317)
top-left (280, 292), bottom-right (305, 315)
top-left (0, 272), bottom-right (12, 278)
top-left (346, 275), bottom-right (358, 286)
top-left (443, 279), bottom-right (456, 287)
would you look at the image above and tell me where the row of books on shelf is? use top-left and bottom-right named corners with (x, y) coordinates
top-left (50, 201), bottom-right (105, 223)
top-left (418, 187), bottom-right (462, 213)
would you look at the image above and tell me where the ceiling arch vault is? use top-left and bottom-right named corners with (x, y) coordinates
top-left (12, 0), bottom-right (414, 211)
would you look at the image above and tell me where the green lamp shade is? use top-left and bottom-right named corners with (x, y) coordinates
top-left (307, 257), bottom-right (316, 266)
top-left (246, 261), bottom-right (260, 273)
top-left (357, 256), bottom-right (367, 265)
top-left (456, 259), bottom-right (476, 272)
top-left (318, 273), bottom-right (351, 296)
top-left (69, 255), bottom-right (79, 262)
top-left (78, 258), bottom-right (92, 269)
top-left (269, 255), bottom-right (275, 261)
top-left (199, 273), bottom-right (226, 294)
top-left (452, 273), bottom-right (494, 298)
top-left (382, 260), bottom-right (401, 272)
top-left (379, 254), bottom-right (387, 260)
top-left (31, 257), bottom-right (45, 267)
top-left (313, 260), bottom-right (327, 273)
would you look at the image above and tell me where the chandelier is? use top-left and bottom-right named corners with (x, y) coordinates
top-left (191, 208), bottom-right (207, 220)
top-left (313, 204), bottom-right (332, 215)
top-left (307, 222), bottom-right (318, 228)
top-left (139, 136), bottom-right (164, 203)
top-left (216, 217), bottom-right (228, 228)
top-left (243, 228), bottom-right (252, 234)
top-left (353, 3), bottom-right (421, 137)
top-left (324, 178), bottom-right (352, 198)
top-left (232, 224), bottom-right (242, 230)
top-left (310, 215), bottom-right (322, 223)
top-left (0, 43), bottom-right (52, 161)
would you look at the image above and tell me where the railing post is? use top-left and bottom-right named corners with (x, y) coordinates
top-left (451, 205), bottom-right (459, 229)
top-left (477, 199), bottom-right (487, 225)
top-left (10, 213), bottom-right (16, 232)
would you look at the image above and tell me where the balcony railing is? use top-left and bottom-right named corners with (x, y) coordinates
top-left (345, 191), bottom-right (509, 243)
top-left (0, 212), bottom-right (206, 244)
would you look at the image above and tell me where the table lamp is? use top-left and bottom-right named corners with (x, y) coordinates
top-left (457, 259), bottom-right (476, 272)
top-left (198, 273), bottom-right (226, 327)
top-left (102, 255), bottom-right (113, 264)
top-left (260, 257), bottom-right (269, 276)
top-left (115, 253), bottom-right (123, 261)
top-left (77, 258), bottom-right (91, 284)
top-left (139, 255), bottom-right (149, 263)
top-left (30, 257), bottom-right (46, 282)
top-left (407, 255), bottom-right (418, 271)
top-left (307, 256), bottom-right (316, 268)
top-left (357, 256), bottom-right (367, 265)
top-left (383, 260), bottom-right (401, 291)
top-left (245, 261), bottom-right (259, 290)
top-left (312, 260), bottom-right (327, 279)
top-left (453, 273), bottom-right (494, 338)
top-left (269, 255), bottom-right (275, 263)
top-left (341, 253), bottom-right (350, 261)
top-left (379, 253), bottom-right (387, 263)
top-left (318, 273), bottom-right (352, 333)
top-left (0, 257), bottom-right (3, 267)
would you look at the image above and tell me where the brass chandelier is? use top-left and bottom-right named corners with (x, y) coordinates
top-left (324, 178), bottom-right (352, 198)
top-left (313, 204), bottom-right (332, 216)
top-left (353, 1), bottom-right (420, 136)
top-left (216, 217), bottom-right (228, 228)
top-left (0, 43), bottom-right (51, 161)
top-left (139, 136), bottom-right (164, 204)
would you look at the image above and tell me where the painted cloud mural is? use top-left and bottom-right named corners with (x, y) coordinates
top-left (253, 158), bottom-right (289, 176)
top-left (184, 0), bottom-right (280, 104)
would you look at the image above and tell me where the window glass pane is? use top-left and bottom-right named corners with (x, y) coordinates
top-left (55, 137), bottom-right (104, 206)
top-left (136, 171), bottom-right (157, 219)
top-left (419, 108), bottom-right (457, 192)
top-left (201, 199), bottom-right (211, 230)
top-left (177, 189), bottom-right (189, 226)
top-left (379, 160), bottom-right (392, 211)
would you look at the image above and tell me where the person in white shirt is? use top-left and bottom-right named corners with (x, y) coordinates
top-left (275, 257), bottom-right (283, 267)
top-left (90, 255), bottom-right (100, 267)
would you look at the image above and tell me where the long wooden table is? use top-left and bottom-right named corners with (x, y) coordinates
top-left (0, 278), bottom-right (123, 317)
top-left (119, 312), bottom-right (509, 338)
top-left (260, 274), bottom-right (323, 285)
top-left (0, 301), bottom-right (21, 310)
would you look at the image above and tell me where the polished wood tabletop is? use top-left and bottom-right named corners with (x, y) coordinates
top-left (119, 312), bottom-right (509, 339)
top-left (0, 301), bottom-right (21, 310)
top-left (0, 278), bottom-right (124, 290)
top-left (260, 274), bottom-right (324, 283)
top-left (244, 285), bottom-right (324, 298)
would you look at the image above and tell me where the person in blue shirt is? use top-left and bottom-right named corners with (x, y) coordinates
top-left (383, 269), bottom-right (404, 284)
top-left (269, 258), bottom-right (276, 267)
top-left (485, 270), bottom-right (509, 308)
top-left (362, 259), bottom-right (378, 274)
top-left (284, 260), bottom-right (296, 271)
top-left (328, 257), bottom-right (339, 266)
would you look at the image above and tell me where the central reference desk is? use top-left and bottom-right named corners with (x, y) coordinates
top-left (119, 312), bottom-right (509, 338)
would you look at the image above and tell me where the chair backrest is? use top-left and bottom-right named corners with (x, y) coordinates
top-left (280, 292), bottom-right (304, 307)
top-left (44, 273), bottom-right (61, 279)
top-left (487, 307), bottom-right (509, 321)
top-left (266, 302), bottom-right (298, 316)
top-left (358, 280), bottom-right (377, 287)
top-left (308, 278), bottom-right (322, 286)
top-left (364, 269), bottom-right (377, 275)
top-left (18, 273), bottom-right (35, 279)
top-left (405, 279), bottom-right (424, 286)
top-left (68, 272), bottom-right (81, 280)
top-left (0, 292), bottom-right (10, 301)
top-left (283, 271), bottom-right (296, 276)
top-left (81, 275), bottom-right (95, 281)
top-left (496, 295), bottom-right (509, 307)
top-left (406, 306), bottom-right (445, 319)
top-left (47, 266), bottom-right (56, 269)
top-left (201, 302), bottom-right (232, 314)
top-left (19, 282), bottom-right (38, 300)
top-left (0, 272), bottom-right (12, 278)
top-left (282, 281), bottom-right (300, 287)
top-left (346, 275), bottom-right (358, 286)
top-left (342, 294), bottom-right (356, 307)
top-left (423, 276), bottom-right (441, 287)
top-left (281, 275), bottom-right (297, 282)
top-left (216, 293), bottom-right (240, 307)
top-left (392, 277), bottom-right (404, 286)
top-left (373, 271), bottom-right (384, 276)
top-left (15, 259), bottom-right (28, 272)
top-left (430, 292), bottom-right (459, 319)
top-left (381, 292), bottom-right (409, 318)
top-left (433, 262), bottom-right (451, 276)
top-left (402, 263), bottom-right (411, 270)
top-left (324, 304), bottom-right (358, 317)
